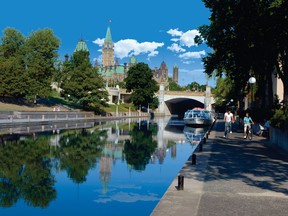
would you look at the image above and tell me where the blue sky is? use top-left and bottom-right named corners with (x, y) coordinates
top-left (0, 0), bottom-right (215, 87)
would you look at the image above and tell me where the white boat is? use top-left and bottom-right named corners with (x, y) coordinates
top-left (183, 108), bottom-right (213, 126)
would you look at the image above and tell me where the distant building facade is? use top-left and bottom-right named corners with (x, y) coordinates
top-left (73, 25), bottom-right (179, 86)
top-left (152, 61), bottom-right (169, 83)
top-left (95, 25), bottom-right (137, 84)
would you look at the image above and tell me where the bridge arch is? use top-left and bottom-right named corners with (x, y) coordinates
top-left (164, 97), bottom-right (204, 118)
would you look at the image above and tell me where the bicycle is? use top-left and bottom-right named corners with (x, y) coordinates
top-left (245, 124), bottom-right (253, 140)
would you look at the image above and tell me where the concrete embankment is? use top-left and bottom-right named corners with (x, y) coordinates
top-left (152, 120), bottom-right (288, 216)
top-left (0, 110), bottom-right (157, 126)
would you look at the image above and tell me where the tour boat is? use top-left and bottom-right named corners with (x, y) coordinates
top-left (183, 107), bottom-right (213, 127)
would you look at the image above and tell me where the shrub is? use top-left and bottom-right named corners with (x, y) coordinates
top-left (270, 106), bottom-right (288, 130)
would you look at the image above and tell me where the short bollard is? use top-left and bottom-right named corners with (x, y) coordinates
top-left (178, 175), bottom-right (184, 190)
top-left (192, 153), bottom-right (196, 165)
top-left (199, 143), bottom-right (203, 152)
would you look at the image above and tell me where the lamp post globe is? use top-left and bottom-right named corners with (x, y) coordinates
top-left (248, 77), bottom-right (256, 84)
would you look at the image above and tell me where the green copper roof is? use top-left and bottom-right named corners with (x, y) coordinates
top-left (174, 64), bottom-right (178, 68)
top-left (105, 26), bottom-right (113, 43)
top-left (98, 65), bottom-right (126, 77)
top-left (74, 40), bottom-right (89, 52)
top-left (130, 55), bottom-right (137, 64)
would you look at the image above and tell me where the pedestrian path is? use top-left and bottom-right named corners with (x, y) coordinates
top-left (151, 120), bottom-right (288, 216)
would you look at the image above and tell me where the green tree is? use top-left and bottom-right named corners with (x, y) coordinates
top-left (270, 1), bottom-right (288, 102)
top-left (124, 62), bottom-right (159, 109)
top-left (0, 28), bottom-right (27, 97)
top-left (23, 28), bottom-right (60, 99)
top-left (213, 77), bottom-right (235, 107)
top-left (195, 0), bottom-right (285, 108)
top-left (186, 81), bottom-right (207, 92)
top-left (0, 28), bottom-right (60, 99)
top-left (168, 77), bottom-right (183, 91)
top-left (60, 50), bottom-right (109, 112)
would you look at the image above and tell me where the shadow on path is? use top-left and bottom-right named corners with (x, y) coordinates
top-left (187, 121), bottom-right (288, 195)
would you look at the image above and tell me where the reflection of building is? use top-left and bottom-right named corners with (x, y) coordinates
top-left (100, 155), bottom-right (111, 195)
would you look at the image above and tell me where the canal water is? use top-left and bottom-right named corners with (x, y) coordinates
top-left (0, 117), bottom-right (208, 216)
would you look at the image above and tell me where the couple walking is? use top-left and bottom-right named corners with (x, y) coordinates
top-left (224, 109), bottom-right (254, 138)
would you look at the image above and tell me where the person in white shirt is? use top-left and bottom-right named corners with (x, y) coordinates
top-left (224, 109), bottom-right (234, 138)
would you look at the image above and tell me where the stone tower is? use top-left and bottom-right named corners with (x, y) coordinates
top-left (173, 64), bottom-right (178, 84)
top-left (159, 61), bottom-right (168, 82)
top-left (102, 25), bottom-right (114, 67)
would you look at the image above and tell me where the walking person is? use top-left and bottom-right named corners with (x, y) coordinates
top-left (243, 112), bottom-right (254, 138)
top-left (224, 108), bottom-right (234, 138)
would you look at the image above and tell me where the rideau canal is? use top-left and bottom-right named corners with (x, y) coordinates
top-left (0, 117), bottom-right (208, 216)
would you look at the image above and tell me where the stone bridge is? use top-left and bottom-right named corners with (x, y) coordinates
top-left (157, 84), bottom-right (215, 117)
top-left (106, 84), bottom-right (215, 117)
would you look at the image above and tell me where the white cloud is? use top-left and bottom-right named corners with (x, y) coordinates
top-left (171, 38), bottom-right (179, 42)
top-left (167, 28), bottom-right (183, 37)
top-left (94, 192), bottom-right (160, 203)
top-left (179, 50), bottom-right (206, 60)
top-left (92, 38), bottom-right (164, 60)
top-left (167, 43), bottom-right (186, 53)
top-left (92, 38), bottom-right (104, 46)
top-left (167, 28), bottom-right (200, 48)
top-left (180, 30), bottom-right (200, 47)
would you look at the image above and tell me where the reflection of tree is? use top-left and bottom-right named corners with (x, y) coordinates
top-left (55, 129), bottom-right (107, 184)
top-left (124, 122), bottom-right (157, 170)
top-left (0, 136), bottom-right (56, 208)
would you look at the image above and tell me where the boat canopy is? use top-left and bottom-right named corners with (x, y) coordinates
top-left (184, 109), bottom-right (211, 119)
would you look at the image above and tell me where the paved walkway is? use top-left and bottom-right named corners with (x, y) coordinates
top-left (152, 120), bottom-right (288, 216)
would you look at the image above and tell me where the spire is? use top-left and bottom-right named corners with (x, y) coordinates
top-left (105, 26), bottom-right (113, 43)
top-left (102, 22), bottom-right (114, 67)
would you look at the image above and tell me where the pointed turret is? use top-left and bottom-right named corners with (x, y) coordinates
top-left (105, 26), bottom-right (113, 43)
top-left (102, 25), bottom-right (114, 67)
top-left (129, 54), bottom-right (137, 67)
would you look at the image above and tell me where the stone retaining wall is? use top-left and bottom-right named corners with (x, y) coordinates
top-left (270, 127), bottom-right (288, 152)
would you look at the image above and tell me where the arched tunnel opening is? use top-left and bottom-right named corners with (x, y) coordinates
top-left (165, 98), bottom-right (204, 119)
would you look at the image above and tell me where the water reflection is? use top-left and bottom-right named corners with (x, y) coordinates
top-left (124, 121), bottom-right (157, 171)
top-left (0, 136), bottom-right (56, 208)
top-left (55, 129), bottom-right (106, 184)
top-left (183, 126), bottom-right (208, 145)
top-left (0, 117), bottom-right (207, 215)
